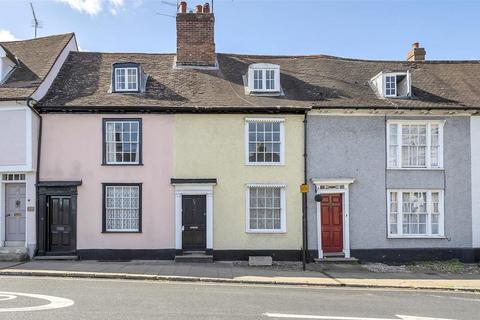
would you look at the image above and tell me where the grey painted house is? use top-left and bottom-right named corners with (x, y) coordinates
top-left (306, 44), bottom-right (480, 263)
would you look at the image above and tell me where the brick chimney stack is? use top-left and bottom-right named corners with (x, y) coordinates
top-left (176, 1), bottom-right (216, 67)
top-left (407, 42), bottom-right (426, 61)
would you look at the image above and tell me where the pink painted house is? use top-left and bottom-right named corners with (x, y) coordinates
top-left (39, 114), bottom-right (175, 259)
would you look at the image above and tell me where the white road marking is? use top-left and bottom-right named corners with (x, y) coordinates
top-left (428, 294), bottom-right (480, 302)
top-left (0, 294), bottom-right (16, 302)
top-left (0, 292), bottom-right (74, 312)
top-left (263, 312), bottom-right (457, 320)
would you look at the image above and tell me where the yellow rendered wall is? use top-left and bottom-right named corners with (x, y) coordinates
top-left (175, 114), bottom-right (304, 250)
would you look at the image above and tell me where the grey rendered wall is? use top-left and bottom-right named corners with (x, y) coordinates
top-left (307, 115), bottom-right (472, 251)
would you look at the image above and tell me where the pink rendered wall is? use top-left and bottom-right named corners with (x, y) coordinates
top-left (40, 114), bottom-right (175, 249)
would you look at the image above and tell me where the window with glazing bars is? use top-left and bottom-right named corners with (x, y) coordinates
top-left (388, 122), bottom-right (442, 168)
top-left (385, 75), bottom-right (396, 96)
top-left (248, 186), bottom-right (283, 231)
top-left (253, 69), bottom-right (263, 90)
top-left (388, 190), bottom-right (443, 237)
top-left (114, 67), bottom-right (138, 91)
top-left (104, 120), bottom-right (141, 164)
top-left (104, 185), bottom-right (141, 232)
top-left (247, 120), bottom-right (283, 164)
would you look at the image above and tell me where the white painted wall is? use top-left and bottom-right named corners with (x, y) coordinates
top-left (471, 117), bottom-right (480, 248)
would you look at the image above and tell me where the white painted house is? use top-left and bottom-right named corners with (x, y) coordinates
top-left (0, 33), bottom-right (77, 259)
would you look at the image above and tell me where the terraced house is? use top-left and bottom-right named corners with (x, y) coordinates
top-left (306, 44), bottom-right (480, 263)
top-left (2, 2), bottom-right (479, 263)
top-left (0, 33), bottom-right (77, 260)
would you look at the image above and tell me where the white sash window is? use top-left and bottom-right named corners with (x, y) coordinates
top-left (388, 190), bottom-right (444, 238)
top-left (387, 121), bottom-right (444, 169)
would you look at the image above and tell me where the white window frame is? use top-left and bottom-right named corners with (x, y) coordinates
top-left (383, 72), bottom-right (411, 98)
top-left (248, 63), bottom-right (281, 93)
top-left (114, 67), bottom-right (139, 92)
top-left (245, 118), bottom-right (285, 166)
top-left (387, 120), bottom-right (444, 169)
top-left (387, 189), bottom-right (445, 238)
top-left (104, 119), bottom-right (141, 165)
top-left (245, 184), bottom-right (287, 234)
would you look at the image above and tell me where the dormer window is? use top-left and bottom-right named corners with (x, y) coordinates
top-left (247, 63), bottom-right (281, 94)
top-left (112, 63), bottom-right (141, 93)
top-left (371, 71), bottom-right (412, 99)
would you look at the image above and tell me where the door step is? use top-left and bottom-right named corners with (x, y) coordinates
top-left (0, 247), bottom-right (28, 262)
top-left (34, 255), bottom-right (78, 261)
top-left (175, 251), bottom-right (213, 263)
top-left (315, 257), bottom-right (359, 264)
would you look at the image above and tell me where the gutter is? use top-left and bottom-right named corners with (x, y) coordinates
top-left (26, 97), bottom-right (42, 257)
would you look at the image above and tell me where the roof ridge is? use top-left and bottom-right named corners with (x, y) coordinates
top-left (0, 32), bottom-right (74, 45)
top-left (66, 51), bottom-right (480, 64)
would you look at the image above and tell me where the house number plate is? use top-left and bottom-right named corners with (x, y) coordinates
top-left (14, 213), bottom-right (22, 217)
top-left (190, 226), bottom-right (199, 230)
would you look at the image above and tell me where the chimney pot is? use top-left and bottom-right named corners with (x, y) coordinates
top-left (196, 4), bottom-right (203, 13)
top-left (203, 2), bottom-right (210, 13)
top-left (179, 1), bottom-right (187, 13)
top-left (412, 42), bottom-right (420, 48)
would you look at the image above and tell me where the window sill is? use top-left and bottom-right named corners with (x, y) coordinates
top-left (246, 230), bottom-right (287, 234)
top-left (246, 162), bottom-right (285, 167)
top-left (387, 235), bottom-right (446, 239)
top-left (102, 163), bottom-right (144, 166)
top-left (387, 167), bottom-right (444, 171)
top-left (102, 231), bottom-right (142, 234)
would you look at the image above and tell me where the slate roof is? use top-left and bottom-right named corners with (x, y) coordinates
top-left (39, 51), bottom-right (480, 111)
top-left (0, 33), bottom-right (74, 100)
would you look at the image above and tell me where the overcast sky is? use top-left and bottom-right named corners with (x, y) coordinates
top-left (0, 0), bottom-right (479, 60)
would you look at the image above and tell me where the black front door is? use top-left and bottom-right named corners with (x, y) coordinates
top-left (182, 195), bottom-right (206, 250)
top-left (48, 196), bottom-right (76, 254)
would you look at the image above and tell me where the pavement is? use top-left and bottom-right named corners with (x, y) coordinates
top-left (1, 260), bottom-right (480, 292)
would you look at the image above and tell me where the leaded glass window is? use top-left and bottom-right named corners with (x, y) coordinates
top-left (248, 186), bottom-right (284, 232)
top-left (104, 185), bottom-right (140, 232)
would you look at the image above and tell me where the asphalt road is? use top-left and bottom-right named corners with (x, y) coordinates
top-left (0, 276), bottom-right (479, 320)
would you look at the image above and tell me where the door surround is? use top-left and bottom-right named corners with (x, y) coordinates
top-left (37, 181), bottom-right (81, 256)
top-left (171, 179), bottom-right (216, 251)
top-left (312, 178), bottom-right (354, 259)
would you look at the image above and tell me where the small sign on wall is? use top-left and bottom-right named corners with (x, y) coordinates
top-left (27, 206), bottom-right (35, 212)
top-left (300, 184), bottom-right (309, 193)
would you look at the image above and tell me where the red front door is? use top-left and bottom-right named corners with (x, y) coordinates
top-left (321, 193), bottom-right (343, 253)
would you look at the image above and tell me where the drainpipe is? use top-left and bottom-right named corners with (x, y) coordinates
top-left (26, 98), bottom-right (42, 257)
top-left (302, 111), bottom-right (308, 270)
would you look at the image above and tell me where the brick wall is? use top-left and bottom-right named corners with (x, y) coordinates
top-left (176, 13), bottom-right (216, 67)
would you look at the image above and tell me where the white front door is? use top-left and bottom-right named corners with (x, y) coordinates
top-left (5, 184), bottom-right (26, 242)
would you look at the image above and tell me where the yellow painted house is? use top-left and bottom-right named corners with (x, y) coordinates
top-left (173, 114), bottom-right (305, 260)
